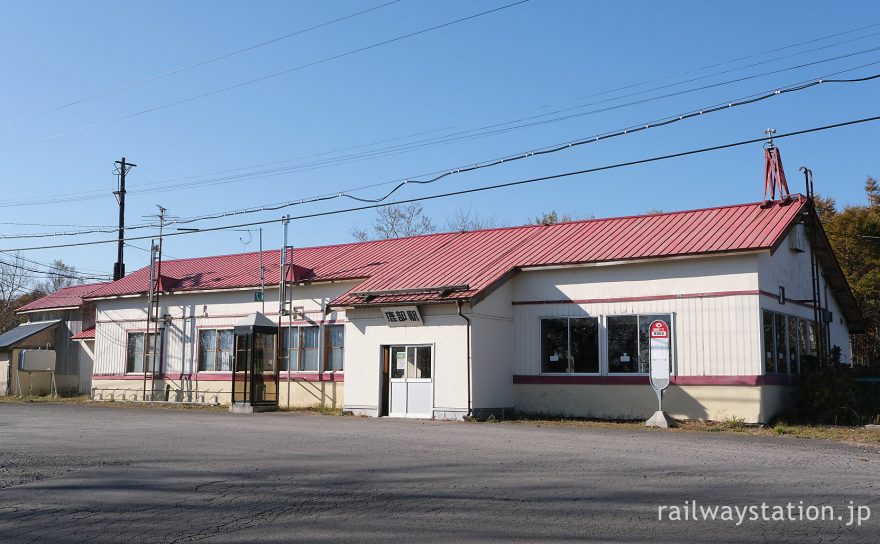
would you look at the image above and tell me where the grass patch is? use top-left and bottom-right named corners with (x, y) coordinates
top-left (0, 394), bottom-right (92, 404)
top-left (490, 413), bottom-right (880, 446)
top-left (278, 405), bottom-right (343, 416)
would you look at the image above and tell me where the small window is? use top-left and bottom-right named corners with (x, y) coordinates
top-left (199, 329), bottom-right (234, 371)
top-left (127, 331), bottom-right (162, 374)
top-left (540, 318), bottom-right (568, 373)
top-left (773, 313), bottom-right (787, 374)
top-left (325, 325), bottom-right (344, 371)
top-left (763, 310), bottom-right (775, 373)
top-left (607, 316), bottom-right (639, 373)
top-left (301, 326), bottom-right (320, 371)
top-left (280, 327), bottom-right (300, 371)
top-left (540, 317), bottom-right (599, 373)
top-left (787, 315), bottom-right (799, 374)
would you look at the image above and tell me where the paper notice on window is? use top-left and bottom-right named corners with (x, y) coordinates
top-left (395, 351), bottom-right (406, 371)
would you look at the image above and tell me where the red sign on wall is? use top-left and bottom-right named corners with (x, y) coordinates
top-left (649, 320), bottom-right (669, 339)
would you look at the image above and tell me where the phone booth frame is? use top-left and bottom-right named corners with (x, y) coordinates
top-left (230, 312), bottom-right (279, 412)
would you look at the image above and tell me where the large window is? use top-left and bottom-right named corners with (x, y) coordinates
top-left (127, 331), bottom-right (162, 374)
top-left (608, 314), bottom-right (672, 374)
top-left (763, 310), bottom-right (817, 374)
top-left (280, 325), bottom-right (344, 371)
top-left (199, 329), bottom-right (234, 371)
top-left (540, 317), bottom-right (599, 373)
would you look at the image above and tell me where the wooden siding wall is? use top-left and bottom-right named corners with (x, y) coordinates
top-left (508, 254), bottom-right (763, 377)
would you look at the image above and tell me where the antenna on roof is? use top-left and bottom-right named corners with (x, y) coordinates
top-left (762, 128), bottom-right (790, 204)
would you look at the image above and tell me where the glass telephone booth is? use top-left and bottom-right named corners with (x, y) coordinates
top-left (230, 312), bottom-right (279, 412)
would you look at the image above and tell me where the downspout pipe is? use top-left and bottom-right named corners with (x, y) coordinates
top-left (456, 300), bottom-right (472, 419)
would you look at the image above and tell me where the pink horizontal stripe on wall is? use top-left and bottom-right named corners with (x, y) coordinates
top-left (93, 372), bottom-right (344, 383)
top-left (511, 290), bottom-right (761, 306)
top-left (757, 290), bottom-right (815, 310)
top-left (512, 375), bottom-right (796, 386)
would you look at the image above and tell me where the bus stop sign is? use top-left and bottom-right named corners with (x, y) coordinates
top-left (649, 320), bottom-right (670, 392)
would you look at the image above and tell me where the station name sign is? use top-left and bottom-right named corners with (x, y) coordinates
top-left (381, 306), bottom-right (423, 327)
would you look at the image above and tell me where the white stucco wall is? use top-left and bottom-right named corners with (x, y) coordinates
top-left (469, 281), bottom-right (515, 412)
top-left (343, 304), bottom-right (468, 418)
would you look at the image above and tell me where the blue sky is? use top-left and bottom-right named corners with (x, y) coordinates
top-left (1, 0), bottom-right (879, 280)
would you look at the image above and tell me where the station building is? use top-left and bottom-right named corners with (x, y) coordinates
top-left (11, 194), bottom-right (862, 423)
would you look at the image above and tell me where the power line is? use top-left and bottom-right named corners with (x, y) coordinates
top-left (0, 257), bottom-right (109, 281)
top-left (5, 45), bottom-right (880, 210)
top-left (2, 68), bottom-right (878, 240)
top-left (2, 113), bottom-right (878, 253)
top-left (0, 1), bottom-right (529, 154)
top-left (0, 1), bottom-right (403, 127)
top-left (11, 17), bottom-right (880, 204)
top-left (0, 250), bottom-right (109, 277)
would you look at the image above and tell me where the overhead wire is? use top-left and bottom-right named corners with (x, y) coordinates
top-left (6, 36), bottom-right (880, 207)
top-left (2, 113), bottom-right (878, 253)
top-left (0, 0), bottom-right (403, 127)
top-left (4, 45), bottom-right (880, 210)
top-left (1, 67), bottom-right (878, 240)
top-left (0, 0), bottom-right (529, 154)
top-left (0, 250), bottom-right (110, 277)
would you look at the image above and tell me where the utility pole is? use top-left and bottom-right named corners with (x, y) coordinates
top-left (113, 157), bottom-right (137, 281)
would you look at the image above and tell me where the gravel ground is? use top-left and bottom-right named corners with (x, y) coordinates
top-left (0, 402), bottom-right (878, 543)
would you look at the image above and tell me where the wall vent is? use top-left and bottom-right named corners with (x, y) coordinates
top-left (789, 223), bottom-right (806, 253)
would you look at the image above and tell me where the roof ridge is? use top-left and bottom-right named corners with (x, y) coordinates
top-left (149, 196), bottom-right (806, 265)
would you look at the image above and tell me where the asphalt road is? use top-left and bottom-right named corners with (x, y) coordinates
top-left (0, 403), bottom-right (878, 543)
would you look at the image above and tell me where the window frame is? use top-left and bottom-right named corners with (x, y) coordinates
top-left (125, 330), bottom-right (164, 375)
top-left (389, 344), bottom-right (433, 382)
top-left (762, 309), bottom-right (811, 375)
top-left (538, 316), bottom-right (600, 375)
top-left (280, 324), bottom-right (331, 372)
top-left (606, 313), bottom-right (674, 376)
top-left (537, 313), bottom-right (674, 376)
top-left (324, 324), bottom-right (345, 372)
top-left (197, 328), bottom-right (234, 373)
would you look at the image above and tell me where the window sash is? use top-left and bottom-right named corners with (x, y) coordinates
top-left (280, 326), bottom-right (323, 372)
top-left (607, 315), bottom-right (639, 374)
top-left (763, 310), bottom-right (811, 375)
top-left (127, 331), bottom-right (162, 374)
top-left (540, 317), bottom-right (600, 374)
top-left (198, 329), bottom-right (234, 372)
top-left (325, 325), bottom-right (344, 371)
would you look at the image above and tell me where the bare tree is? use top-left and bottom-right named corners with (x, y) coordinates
top-left (351, 203), bottom-right (437, 241)
top-left (0, 253), bottom-right (34, 332)
top-left (36, 260), bottom-right (82, 293)
top-left (446, 206), bottom-right (498, 232)
top-left (532, 210), bottom-right (573, 225)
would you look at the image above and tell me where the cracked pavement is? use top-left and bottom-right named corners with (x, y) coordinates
top-left (0, 403), bottom-right (878, 543)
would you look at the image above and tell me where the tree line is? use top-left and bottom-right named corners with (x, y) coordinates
top-left (0, 258), bottom-right (83, 333)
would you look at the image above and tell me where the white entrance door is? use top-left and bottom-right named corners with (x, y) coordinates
top-left (388, 345), bottom-right (433, 418)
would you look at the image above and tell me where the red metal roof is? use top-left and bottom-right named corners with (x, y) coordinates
top-left (84, 197), bottom-right (808, 306)
top-left (16, 282), bottom-right (108, 313)
top-left (71, 327), bottom-right (96, 340)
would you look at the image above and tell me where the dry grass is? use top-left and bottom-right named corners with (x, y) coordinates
top-left (0, 394), bottom-right (226, 411)
top-left (502, 415), bottom-right (880, 446)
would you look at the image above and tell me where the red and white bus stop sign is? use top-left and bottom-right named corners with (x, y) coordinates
top-left (649, 320), bottom-right (671, 394)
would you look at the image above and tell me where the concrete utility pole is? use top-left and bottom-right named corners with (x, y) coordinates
top-left (113, 157), bottom-right (137, 281)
